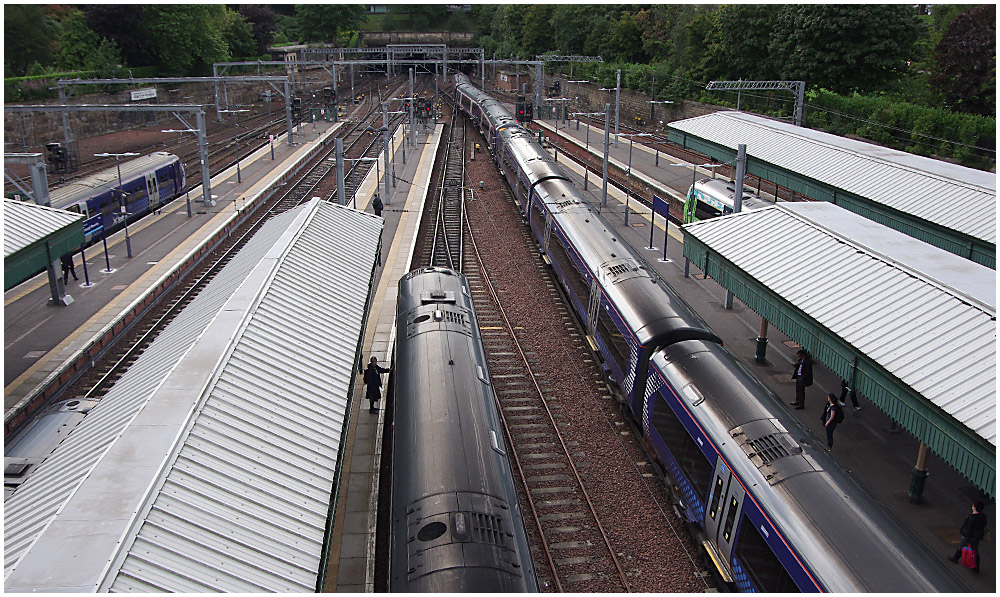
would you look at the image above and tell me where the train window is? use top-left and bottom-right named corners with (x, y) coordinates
top-left (651, 396), bottom-right (713, 504)
top-left (723, 496), bottom-right (739, 542)
top-left (529, 198), bottom-right (545, 237)
top-left (547, 235), bottom-right (588, 307)
top-left (694, 199), bottom-right (724, 221)
top-left (596, 307), bottom-right (629, 375)
top-left (66, 204), bottom-right (82, 215)
top-left (709, 476), bottom-right (724, 521)
top-left (733, 517), bottom-right (798, 592)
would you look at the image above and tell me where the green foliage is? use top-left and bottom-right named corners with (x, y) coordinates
top-left (931, 5), bottom-right (996, 115)
top-left (143, 5), bottom-right (230, 75)
top-left (55, 10), bottom-right (122, 72)
top-left (220, 9), bottom-right (258, 61)
top-left (5, 5), bottom-right (58, 77)
top-left (295, 4), bottom-right (364, 43)
top-left (808, 90), bottom-right (995, 169)
top-left (4, 66), bottom-right (158, 102)
top-left (769, 5), bottom-right (925, 94)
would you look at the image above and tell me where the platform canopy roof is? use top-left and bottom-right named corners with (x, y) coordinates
top-left (4, 199), bottom-right (384, 592)
top-left (682, 202), bottom-right (995, 498)
top-left (668, 111), bottom-right (997, 268)
top-left (3, 198), bottom-right (84, 290)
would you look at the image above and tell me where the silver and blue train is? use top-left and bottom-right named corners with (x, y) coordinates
top-left (50, 152), bottom-right (185, 241)
top-left (390, 267), bottom-right (537, 592)
top-left (454, 72), bottom-right (966, 592)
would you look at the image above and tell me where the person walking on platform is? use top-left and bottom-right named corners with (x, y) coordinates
top-left (821, 393), bottom-right (843, 449)
top-left (61, 253), bottom-right (78, 285)
top-left (949, 501), bottom-right (987, 573)
top-left (373, 193), bottom-right (384, 217)
top-left (840, 378), bottom-right (861, 411)
top-left (789, 349), bottom-right (812, 409)
top-left (362, 356), bottom-right (391, 413)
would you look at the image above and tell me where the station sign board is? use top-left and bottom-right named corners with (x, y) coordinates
top-left (83, 215), bottom-right (103, 240)
top-left (130, 88), bottom-right (157, 101)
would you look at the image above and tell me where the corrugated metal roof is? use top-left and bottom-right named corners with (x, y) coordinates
top-left (3, 198), bottom-right (83, 257)
top-left (669, 112), bottom-right (996, 244)
top-left (4, 200), bottom-right (383, 592)
top-left (683, 203), bottom-right (995, 447)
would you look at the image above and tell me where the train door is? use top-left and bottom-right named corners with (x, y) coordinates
top-left (145, 173), bottom-right (160, 209)
top-left (705, 459), bottom-right (745, 579)
top-left (586, 279), bottom-right (601, 337)
top-left (542, 213), bottom-right (553, 255)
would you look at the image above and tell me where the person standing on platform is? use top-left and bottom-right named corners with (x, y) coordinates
top-left (373, 193), bottom-right (384, 217)
top-left (821, 393), bottom-right (843, 449)
top-left (840, 378), bottom-right (861, 411)
top-left (789, 349), bottom-right (812, 409)
top-left (61, 253), bottom-right (78, 285)
top-left (362, 356), bottom-right (391, 413)
top-left (949, 501), bottom-right (987, 573)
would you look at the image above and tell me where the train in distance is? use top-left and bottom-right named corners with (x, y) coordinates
top-left (48, 151), bottom-right (185, 242)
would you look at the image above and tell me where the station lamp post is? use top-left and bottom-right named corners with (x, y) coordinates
top-left (94, 152), bottom-right (139, 258)
top-left (544, 97), bottom-right (570, 163)
top-left (219, 108), bottom-right (250, 183)
top-left (567, 80), bottom-right (589, 129)
top-left (620, 133), bottom-right (652, 225)
top-left (571, 111), bottom-right (604, 191)
top-left (647, 100), bottom-right (673, 166)
top-left (160, 128), bottom-right (196, 217)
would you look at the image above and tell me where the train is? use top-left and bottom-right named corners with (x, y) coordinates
top-left (452, 72), bottom-right (967, 592)
top-left (683, 177), bottom-right (772, 223)
top-left (390, 267), bottom-right (538, 592)
top-left (49, 151), bottom-right (185, 242)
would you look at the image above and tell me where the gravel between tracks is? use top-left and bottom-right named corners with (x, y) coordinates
top-left (462, 125), bottom-right (713, 593)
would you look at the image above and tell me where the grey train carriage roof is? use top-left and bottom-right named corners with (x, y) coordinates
top-left (681, 201), bottom-right (995, 497)
top-left (667, 111), bottom-right (996, 266)
top-left (4, 199), bottom-right (383, 592)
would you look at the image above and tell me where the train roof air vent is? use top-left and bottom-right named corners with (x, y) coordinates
top-left (731, 419), bottom-right (816, 485)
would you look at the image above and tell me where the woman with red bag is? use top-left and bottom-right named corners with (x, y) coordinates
top-left (949, 501), bottom-right (987, 573)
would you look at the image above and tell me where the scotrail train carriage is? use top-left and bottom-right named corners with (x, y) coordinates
top-left (49, 152), bottom-right (185, 241)
top-left (451, 72), bottom-right (968, 593)
top-left (683, 177), bottom-right (771, 223)
top-left (391, 267), bottom-right (537, 593)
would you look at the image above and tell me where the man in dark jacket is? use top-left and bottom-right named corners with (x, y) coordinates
top-left (949, 501), bottom-right (987, 572)
top-left (789, 349), bottom-right (812, 409)
top-left (362, 356), bottom-right (391, 413)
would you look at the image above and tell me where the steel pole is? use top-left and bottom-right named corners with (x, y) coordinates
top-left (601, 103), bottom-right (610, 208)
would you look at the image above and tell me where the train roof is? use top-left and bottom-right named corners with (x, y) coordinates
top-left (692, 177), bottom-right (772, 211)
top-left (49, 152), bottom-right (179, 210)
top-left (499, 127), bottom-right (568, 187)
top-left (651, 341), bottom-right (968, 593)
top-left (536, 178), bottom-right (714, 347)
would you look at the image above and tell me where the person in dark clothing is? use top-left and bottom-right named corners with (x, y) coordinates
top-left (61, 253), bottom-right (78, 285)
top-left (372, 193), bottom-right (384, 217)
top-left (821, 393), bottom-right (842, 449)
top-left (362, 356), bottom-right (391, 413)
top-left (789, 349), bottom-right (812, 409)
top-left (840, 378), bottom-right (861, 411)
top-left (949, 501), bottom-right (988, 573)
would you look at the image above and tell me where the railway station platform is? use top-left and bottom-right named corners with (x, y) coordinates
top-left (5, 120), bottom-right (343, 417)
top-left (534, 117), bottom-right (992, 591)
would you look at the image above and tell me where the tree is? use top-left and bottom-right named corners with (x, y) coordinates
top-left (83, 5), bottom-right (156, 68)
top-left (144, 5), bottom-right (230, 74)
top-left (521, 5), bottom-right (554, 56)
top-left (551, 5), bottom-right (600, 56)
top-left (769, 5), bottom-right (925, 94)
top-left (237, 5), bottom-right (278, 55)
top-left (608, 11), bottom-right (647, 64)
top-left (706, 5), bottom-right (781, 81)
top-left (931, 5), bottom-right (996, 115)
top-left (55, 10), bottom-right (122, 72)
top-left (221, 9), bottom-right (258, 60)
top-left (5, 5), bottom-right (57, 76)
top-left (295, 4), bottom-right (364, 44)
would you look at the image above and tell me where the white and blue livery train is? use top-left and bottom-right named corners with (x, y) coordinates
top-left (453, 72), bottom-right (968, 593)
top-left (49, 152), bottom-right (185, 241)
